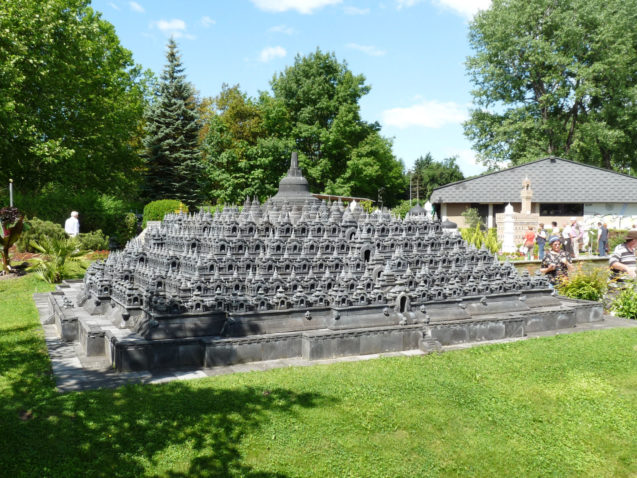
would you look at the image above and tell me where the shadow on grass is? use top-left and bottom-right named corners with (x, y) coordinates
top-left (0, 301), bottom-right (333, 477)
top-left (1, 374), bottom-right (333, 477)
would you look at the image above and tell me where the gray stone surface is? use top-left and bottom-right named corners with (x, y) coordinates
top-left (35, 301), bottom-right (637, 392)
top-left (40, 152), bottom-right (611, 375)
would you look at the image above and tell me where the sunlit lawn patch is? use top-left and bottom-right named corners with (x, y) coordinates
top-left (1, 274), bottom-right (636, 477)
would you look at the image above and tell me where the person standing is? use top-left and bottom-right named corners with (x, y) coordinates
top-left (536, 223), bottom-right (547, 260)
top-left (523, 226), bottom-right (535, 260)
top-left (598, 223), bottom-right (609, 256)
top-left (541, 236), bottom-right (573, 286)
top-left (64, 211), bottom-right (80, 237)
top-left (562, 222), bottom-right (572, 257)
top-left (569, 218), bottom-right (580, 258)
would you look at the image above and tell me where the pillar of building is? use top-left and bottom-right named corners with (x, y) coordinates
top-left (487, 203), bottom-right (494, 229)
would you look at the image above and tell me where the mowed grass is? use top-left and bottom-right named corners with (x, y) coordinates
top-left (1, 274), bottom-right (636, 477)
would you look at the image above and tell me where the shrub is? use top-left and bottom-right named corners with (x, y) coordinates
top-left (608, 229), bottom-right (627, 253)
top-left (460, 225), bottom-right (501, 254)
top-left (391, 199), bottom-right (426, 219)
top-left (77, 230), bottom-right (109, 251)
top-left (357, 200), bottom-right (376, 214)
top-left (143, 200), bottom-right (188, 228)
top-left (557, 267), bottom-right (607, 301)
top-left (27, 237), bottom-right (87, 283)
top-left (2, 187), bottom-right (141, 239)
top-left (16, 218), bottom-right (67, 252)
top-left (611, 284), bottom-right (637, 319)
top-left (461, 207), bottom-right (483, 229)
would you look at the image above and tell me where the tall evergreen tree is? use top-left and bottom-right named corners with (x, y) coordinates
top-left (143, 39), bottom-right (202, 207)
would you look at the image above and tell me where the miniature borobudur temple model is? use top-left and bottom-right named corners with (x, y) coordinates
top-left (46, 153), bottom-right (603, 372)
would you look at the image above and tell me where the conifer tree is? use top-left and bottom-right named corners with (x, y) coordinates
top-left (143, 39), bottom-right (203, 207)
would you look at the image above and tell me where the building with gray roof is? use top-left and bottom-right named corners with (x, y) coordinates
top-left (430, 157), bottom-right (637, 228)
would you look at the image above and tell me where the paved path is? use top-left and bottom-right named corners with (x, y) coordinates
top-left (35, 294), bottom-right (637, 392)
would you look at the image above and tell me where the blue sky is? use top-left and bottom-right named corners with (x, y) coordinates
top-left (92, 0), bottom-right (491, 176)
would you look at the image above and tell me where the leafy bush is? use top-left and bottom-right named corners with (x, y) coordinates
top-left (3, 188), bottom-right (141, 239)
top-left (16, 218), bottom-right (67, 252)
top-left (557, 267), bottom-right (607, 301)
top-left (391, 199), bottom-right (426, 219)
top-left (27, 237), bottom-right (87, 283)
top-left (77, 230), bottom-right (109, 251)
top-left (608, 229), bottom-right (627, 253)
top-left (461, 207), bottom-right (483, 229)
top-left (611, 284), bottom-right (637, 319)
top-left (118, 212), bottom-right (139, 243)
top-left (143, 200), bottom-right (188, 228)
top-left (460, 225), bottom-right (501, 254)
top-left (357, 200), bottom-right (376, 214)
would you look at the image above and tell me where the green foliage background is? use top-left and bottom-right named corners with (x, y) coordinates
top-left (465, 0), bottom-right (637, 172)
top-left (142, 200), bottom-right (188, 228)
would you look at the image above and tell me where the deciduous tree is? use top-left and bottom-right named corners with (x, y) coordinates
top-left (464, 0), bottom-right (637, 171)
top-left (411, 153), bottom-right (464, 201)
top-left (0, 0), bottom-right (147, 196)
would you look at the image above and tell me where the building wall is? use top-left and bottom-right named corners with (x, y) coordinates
top-left (442, 201), bottom-right (637, 231)
top-left (584, 203), bottom-right (637, 217)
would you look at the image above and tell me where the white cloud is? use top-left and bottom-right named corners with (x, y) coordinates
top-left (109, 2), bottom-right (120, 10)
top-left (435, 0), bottom-right (490, 18)
top-left (446, 148), bottom-right (487, 176)
top-left (344, 6), bottom-right (370, 14)
top-left (129, 1), bottom-right (144, 13)
top-left (251, 0), bottom-right (342, 14)
top-left (346, 43), bottom-right (386, 57)
top-left (154, 19), bottom-right (195, 39)
top-left (269, 24), bottom-right (296, 34)
top-left (395, 0), bottom-right (490, 18)
top-left (259, 46), bottom-right (287, 62)
top-left (382, 100), bottom-right (468, 129)
top-left (201, 16), bottom-right (216, 27)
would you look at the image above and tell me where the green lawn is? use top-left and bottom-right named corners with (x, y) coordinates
top-left (1, 274), bottom-right (636, 477)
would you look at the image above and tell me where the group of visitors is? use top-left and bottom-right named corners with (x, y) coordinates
top-left (525, 219), bottom-right (612, 262)
top-left (518, 218), bottom-right (635, 287)
top-left (538, 223), bottom-right (637, 286)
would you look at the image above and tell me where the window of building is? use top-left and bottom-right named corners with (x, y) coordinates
top-left (539, 203), bottom-right (583, 216)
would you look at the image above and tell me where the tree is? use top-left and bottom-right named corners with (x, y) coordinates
top-left (410, 153), bottom-right (464, 201)
top-left (201, 85), bottom-right (293, 204)
top-left (325, 134), bottom-right (406, 203)
top-left (143, 39), bottom-right (203, 207)
top-left (0, 0), bottom-right (148, 197)
top-left (464, 0), bottom-right (637, 171)
top-left (267, 49), bottom-right (405, 203)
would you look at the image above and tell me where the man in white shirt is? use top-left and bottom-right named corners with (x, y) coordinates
top-left (562, 222), bottom-right (572, 257)
top-left (64, 211), bottom-right (80, 237)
